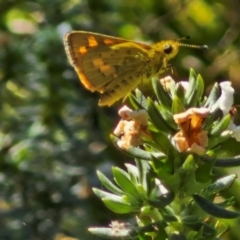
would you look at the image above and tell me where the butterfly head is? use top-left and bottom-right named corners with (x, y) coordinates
top-left (154, 40), bottom-right (208, 61)
top-left (161, 40), bottom-right (181, 60)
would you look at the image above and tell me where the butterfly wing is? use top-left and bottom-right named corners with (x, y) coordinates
top-left (98, 65), bottom-right (147, 106)
top-left (64, 31), bottom-right (152, 94)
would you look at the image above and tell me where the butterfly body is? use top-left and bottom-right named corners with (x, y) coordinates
top-left (64, 31), bottom-right (205, 106)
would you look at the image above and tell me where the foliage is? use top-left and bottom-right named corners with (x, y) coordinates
top-left (1, 0), bottom-right (240, 239)
top-left (90, 71), bottom-right (240, 239)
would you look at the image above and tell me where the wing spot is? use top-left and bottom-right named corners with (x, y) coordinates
top-left (79, 46), bottom-right (88, 54)
top-left (88, 36), bottom-right (98, 47)
top-left (92, 58), bottom-right (105, 67)
top-left (100, 65), bottom-right (117, 77)
top-left (104, 39), bottom-right (116, 45)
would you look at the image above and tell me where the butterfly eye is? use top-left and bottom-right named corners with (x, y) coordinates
top-left (163, 45), bottom-right (173, 54)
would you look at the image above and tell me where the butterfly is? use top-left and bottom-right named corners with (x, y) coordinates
top-left (64, 31), bottom-right (207, 106)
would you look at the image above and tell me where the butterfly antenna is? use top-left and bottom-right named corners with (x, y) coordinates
top-left (177, 36), bottom-right (191, 41)
top-left (177, 36), bottom-right (208, 50)
top-left (179, 42), bottom-right (208, 50)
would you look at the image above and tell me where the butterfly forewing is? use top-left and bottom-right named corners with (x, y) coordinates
top-left (64, 32), bottom-right (152, 98)
top-left (85, 43), bottom-right (150, 90)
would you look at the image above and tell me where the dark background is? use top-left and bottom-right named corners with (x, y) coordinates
top-left (1, 0), bottom-right (240, 239)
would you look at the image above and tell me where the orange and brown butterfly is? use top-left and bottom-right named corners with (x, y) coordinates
top-left (64, 31), bottom-right (207, 106)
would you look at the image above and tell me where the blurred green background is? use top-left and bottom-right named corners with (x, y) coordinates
top-left (1, 0), bottom-right (240, 239)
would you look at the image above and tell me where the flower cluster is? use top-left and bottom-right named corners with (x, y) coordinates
top-left (90, 70), bottom-right (240, 240)
top-left (114, 74), bottom-right (239, 156)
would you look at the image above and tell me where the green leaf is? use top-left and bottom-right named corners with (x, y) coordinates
top-left (187, 74), bottom-right (204, 107)
top-left (180, 155), bottom-right (210, 194)
top-left (103, 197), bottom-right (139, 213)
top-left (181, 154), bottom-right (197, 172)
top-left (151, 166), bottom-right (181, 193)
top-left (214, 155), bottom-right (240, 167)
top-left (184, 222), bottom-right (216, 237)
top-left (156, 104), bottom-right (177, 130)
top-left (173, 82), bottom-right (186, 103)
top-left (128, 93), bottom-right (142, 110)
top-left (150, 130), bottom-right (173, 154)
top-left (185, 68), bottom-right (197, 101)
top-left (192, 224), bottom-right (216, 240)
top-left (112, 167), bottom-right (140, 196)
top-left (207, 131), bottom-right (232, 149)
top-left (161, 206), bottom-right (178, 221)
top-left (152, 76), bottom-right (172, 109)
top-left (172, 95), bottom-right (185, 114)
top-left (196, 157), bottom-right (215, 183)
top-left (147, 192), bottom-right (175, 209)
top-left (135, 88), bottom-right (148, 110)
top-left (125, 164), bottom-right (139, 186)
top-left (204, 174), bottom-right (237, 195)
top-left (202, 113), bottom-right (215, 131)
top-left (210, 114), bottom-right (231, 136)
top-left (111, 134), bottom-right (165, 160)
top-left (97, 171), bottom-right (125, 195)
top-left (181, 215), bottom-right (201, 224)
top-left (128, 89), bottom-right (148, 110)
top-left (135, 159), bottom-right (150, 191)
top-left (150, 154), bottom-right (173, 176)
top-left (204, 82), bottom-right (219, 109)
top-left (147, 98), bottom-right (172, 133)
top-left (193, 194), bottom-right (240, 219)
top-left (93, 188), bottom-right (121, 199)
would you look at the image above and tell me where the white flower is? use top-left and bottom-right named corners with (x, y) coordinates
top-left (218, 82), bottom-right (234, 116)
top-left (228, 121), bottom-right (240, 142)
top-left (179, 81), bottom-right (189, 91)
